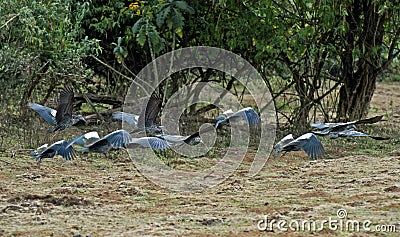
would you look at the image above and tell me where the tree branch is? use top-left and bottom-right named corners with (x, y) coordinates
top-left (0, 14), bottom-right (19, 29)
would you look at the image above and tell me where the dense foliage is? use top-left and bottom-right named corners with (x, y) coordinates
top-left (1, 0), bottom-right (399, 128)
top-left (0, 0), bottom-right (101, 106)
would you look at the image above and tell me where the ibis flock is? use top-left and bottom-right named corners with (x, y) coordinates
top-left (29, 87), bottom-right (388, 167)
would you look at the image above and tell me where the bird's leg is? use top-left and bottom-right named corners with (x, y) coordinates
top-left (36, 159), bottom-right (41, 169)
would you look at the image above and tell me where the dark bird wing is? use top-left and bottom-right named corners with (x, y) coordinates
top-left (331, 115), bottom-right (384, 133)
top-left (102, 129), bottom-right (133, 149)
top-left (128, 137), bottom-right (171, 150)
top-left (313, 124), bottom-right (356, 135)
top-left (146, 137), bottom-right (171, 150)
top-left (282, 133), bottom-right (325, 159)
top-left (137, 93), bottom-right (162, 128)
top-left (354, 115), bottom-right (384, 125)
top-left (59, 141), bottom-right (76, 160)
top-left (216, 107), bottom-right (261, 128)
top-left (41, 140), bottom-right (76, 160)
top-left (28, 103), bottom-right (57, 125)
top-left (83, 139), bottom-right (111, 153)
top-left (312, 115), bottom-right (384, 135)
top-left (55, 86), bottom-right (74, 124)
top-left (368, 135), bottom-right (390, 140)
top-left (243, 108), bottom-right (262, 126)
top-left (230, 107), bottom-right (261, 125)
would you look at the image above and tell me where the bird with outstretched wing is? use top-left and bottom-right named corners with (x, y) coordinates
top-left (274, 133), bottom-right (325, 159)
top-left (29, 86), bottom-right (86, 133)
top-left (311, 115), bottom-right (384, 135)
top-left (215, 107), bottom-right (261, 129)
top-left (30, 139), bottom-right (78, 168)
top-left (136, 93), bottom-right (163, 134)
top-left (79, 130), bottom-right (133, 154)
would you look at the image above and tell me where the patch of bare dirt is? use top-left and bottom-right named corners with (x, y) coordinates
top-left (7, 194), bottom-right (92, 207)
top-left (1, 152), bottom-right (399, 236)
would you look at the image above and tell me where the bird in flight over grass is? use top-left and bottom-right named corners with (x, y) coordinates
top-left (310, 115), bottom-right (388, 140)
top-left (76, 129), bottom-right (171, 155)
top-left (28, 86), bottom-right (86, 133)
top-left (215, 107), bottom-right (261, 128)
top-left (113, 93), bottom-right (163, 134)
top-left (79, 129), bottom-right (133, 154)
top-left (273, 134), bottom-right (294, 158)
top-left (274, 133), bottom-right (325, 159)
top-left (30, 139), bottom-right (77, 168)
top-left (127, 136), bottom-right (171, 150)
top-left (310, 115), bottom-right (384, 136)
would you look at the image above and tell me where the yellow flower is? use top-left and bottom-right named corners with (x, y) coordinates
top-left (129, 1), bottom-right (141, 15)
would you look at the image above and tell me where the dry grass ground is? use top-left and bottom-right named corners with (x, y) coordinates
top-left (0, 82), bottom-right (399, 236)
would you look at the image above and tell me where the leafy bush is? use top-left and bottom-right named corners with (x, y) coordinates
top-left (0, 0), bottom-right (101, 110)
